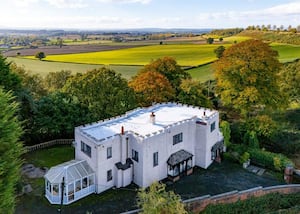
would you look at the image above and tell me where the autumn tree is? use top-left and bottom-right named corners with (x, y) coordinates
top-left (139, 57), bottom-right (190, 95)
top-left (177, 79), bottom-right (213, 108)
top-left (63, 67), bottom-right (136, 121)
top-left (129, 71), bottom-right (175, 106)
top-left (137, 182), bottom-right (187, 214)
top-left (214, 39), bottom-right (285, 118)
top-left (0, 89), bottom-right (23, 214)
top-left (279, 60), bottom-right (300, 103)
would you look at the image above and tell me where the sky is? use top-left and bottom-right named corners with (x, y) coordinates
top-left (0, 0), bottom-right (299, 30)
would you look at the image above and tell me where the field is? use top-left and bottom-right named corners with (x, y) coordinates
top-left (7, 38), bottom-right (300, 81)
top-left (25, 44), bottom-right (220, 66)
top-left (7, 57), bottom-right (142, 79)
top-left (271, 44), bottom-right (300, 62)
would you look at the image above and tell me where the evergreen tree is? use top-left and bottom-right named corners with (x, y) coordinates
top-left (0, 88), bottom-right (23, 214)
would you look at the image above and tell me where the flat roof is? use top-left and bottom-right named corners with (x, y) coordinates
top-left (78, 103), bottom-right (217, 144)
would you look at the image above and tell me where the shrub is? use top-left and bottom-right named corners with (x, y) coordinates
top-left (248, 149), bottom-right (293, 171)
top-left (240, 152), bottom-right (250, 164)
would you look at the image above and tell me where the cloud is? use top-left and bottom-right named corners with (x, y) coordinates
top-left (45, 0), bottom-right (88, 8)
top-left (195, 1), bottom-right (300, 28)
top-left (12, 0), bottom-right (39, 7)
top-left (96, 0), bottom-right (151, 4)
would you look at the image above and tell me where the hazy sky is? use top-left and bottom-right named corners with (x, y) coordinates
top-left (0, 0), bottom-right (299, 29)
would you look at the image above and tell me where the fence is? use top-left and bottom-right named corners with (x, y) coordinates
top-left (121, 184), bottom-right (300, 214)
top-left (24, 139), bottom-right (74, 153)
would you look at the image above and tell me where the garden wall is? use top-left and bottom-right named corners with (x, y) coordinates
top-left (184, 184), bottom-right (300, 213)
top-left (121, 184), bottom-right (300, 214)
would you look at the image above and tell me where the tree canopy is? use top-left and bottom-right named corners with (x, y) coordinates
top-left (139, 57), bottom-right (190, 95)
top-left (63, 67), bottom-right (136, 121)
top-left (0, 89), bottom-right (23, 214)
top-left (35, 52), bottom-right (46, 60)
top-left (137, 182), bottom-right (187, 214)
top-left (279, 59), bottom-right (300, 103)
top-left (129, 71), bottom-right (175, 106)
top-left (214, 39), bottom-right (285, 117)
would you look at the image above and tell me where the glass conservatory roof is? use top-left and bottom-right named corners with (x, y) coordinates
top-left (45, 160), bottom-right (94, 184)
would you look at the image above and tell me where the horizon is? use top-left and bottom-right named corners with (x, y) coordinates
top-left (0, 0), bottom-right (299, 30)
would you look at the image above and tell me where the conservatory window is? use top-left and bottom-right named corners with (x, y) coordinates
top-left (82, 177), bottom-right (88, 189)
top-left (53, 184), bottom-right (59, 196)
top-left (75, 180), bottom-right (81, 192)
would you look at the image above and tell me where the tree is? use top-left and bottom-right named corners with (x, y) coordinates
top-left (207, 37), bottom-right (214, 44)
top-left (0, 55), bottom-right (22, 93)
top-left (33, 92), bottom-right (89, 141)
top-left (63, 67), bottom-right (136, 121)
top-left (279, 60), bottom-right (300, 103)
top-left (214, 45), bottom-right (225, 59)
top-left (10, 64), bottom-right (47, 99)
top-left (129, 71), bottom-right (175, 106)
top-left (35, 51), bottom-right (46, 60)
top-left (214, 39), bottom-right (285, 118)
top-left (220, 121), bottom-right (231, 149)
top-left (139, 57), bottom-right (190, 95)
top-left (177, 79), bottom-right (213, 108)
top-left (137, 182), bottom-right (187, 214)
top-left (0, 89), bottom-right (23, 214)
top-left (44, 70), bottom-right (72, 92)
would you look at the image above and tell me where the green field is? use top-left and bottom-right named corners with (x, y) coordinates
top-left (7, 57), bottom-right (142, 78)
top-left (271, 44), bottom-right (300, 62)
top-left (25, 44), bottom-right (220, 66)
top-left (187, 63), bottom-right (214, 82)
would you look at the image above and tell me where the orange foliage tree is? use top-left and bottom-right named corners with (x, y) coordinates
top-left (129, 71), bottom-right (175, 106)
top-left (214, 39), bottom-right (285, 118)
top-left (140, 56), bottom-right (190, 95)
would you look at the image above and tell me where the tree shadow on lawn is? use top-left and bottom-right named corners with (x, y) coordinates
top-left (16, 160), bottom-right (284, 214)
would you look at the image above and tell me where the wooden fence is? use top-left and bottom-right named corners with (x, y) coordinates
top-left (24, 139), bottom-right (74, 153)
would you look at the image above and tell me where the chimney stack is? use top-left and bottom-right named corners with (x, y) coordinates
top-left (121, 126), bottom-right (124, 135)
top-left (150, 112), bottom-right (156, 124)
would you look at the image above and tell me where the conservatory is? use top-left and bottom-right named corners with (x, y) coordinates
top-left (44, 159), bottom-right (95, 205)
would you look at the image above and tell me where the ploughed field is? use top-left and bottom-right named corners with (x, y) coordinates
top-left (3, 44), bottom-right (146, 57)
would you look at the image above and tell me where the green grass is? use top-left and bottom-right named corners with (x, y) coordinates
top-left (271, 44), bottom-right (300, 62)
top-left (187, 63), bottom-right (214, 82)
top-left (8, 57), bottom-right (142, 79)
top-left (23, 145), bottom-right (74, 168)
top-left (25, 44), bottom-right (219, 66)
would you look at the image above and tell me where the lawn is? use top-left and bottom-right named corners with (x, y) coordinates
top-left (7, 57), bottom-right (142, 79)
top-left (24, 44), bottom-right (219, 66)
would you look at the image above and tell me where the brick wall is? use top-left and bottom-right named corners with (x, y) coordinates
top-left (184, 184), bottom-right (300, 213)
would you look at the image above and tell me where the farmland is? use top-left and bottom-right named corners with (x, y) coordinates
top-left (25, 44), bottom-right (220, 66)
top-left (6, 38), bottom-right (300, 81)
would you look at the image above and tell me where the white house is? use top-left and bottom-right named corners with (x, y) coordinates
top-left (45, 102), bottom-right (224, 204)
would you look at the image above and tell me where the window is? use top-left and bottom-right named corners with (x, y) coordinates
top-left (153, 152), bottom-right (158, 167)
top-left (107, 169), bottom-right (112, 181)
top-left (173, 133), bottom-right (183, 145)
top-left (107, 147), bottom-right (112, 159)
top-left (132, 149), bottom-right (139, 162)
top-left (210, 122), bottom-right (216, 132)
top-left (81, 141), bottom-right (91, 157)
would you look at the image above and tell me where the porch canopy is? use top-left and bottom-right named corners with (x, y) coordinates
top-left (167, 150), bottom-right (193, 177)
top-left (44, 159), bottom-right (95, 205)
